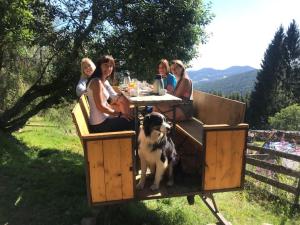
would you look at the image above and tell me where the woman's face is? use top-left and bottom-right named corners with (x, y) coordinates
top-left (83, 62), bottom-right (94, 77)
top-left (171, 63), bottom-right (183, 77)
top-left (158, 63), bottom-right (167, 75)
top-left (101, 61), bottom-right (114, 78)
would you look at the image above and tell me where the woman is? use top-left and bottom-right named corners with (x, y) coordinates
top-left (157, 59), bottom-right (177, 93)
top-left (86, 55), bottom-right (134, 133)
top-left (76, 58), bottom-right (95, 97)
top-left (155, 60), bottom-right (193, 121)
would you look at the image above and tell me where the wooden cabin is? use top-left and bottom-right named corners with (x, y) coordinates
top-left (72, 90), bottom-right (248, 208)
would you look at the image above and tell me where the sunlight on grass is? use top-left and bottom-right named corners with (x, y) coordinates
top-left (0, 115), bottom-right (299, 225)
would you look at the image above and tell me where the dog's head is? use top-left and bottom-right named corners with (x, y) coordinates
top-left (143, 112), bottom-right (171, 138)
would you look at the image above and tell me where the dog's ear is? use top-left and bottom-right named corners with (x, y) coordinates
top-left (143, 114), bottom-right (151, 136)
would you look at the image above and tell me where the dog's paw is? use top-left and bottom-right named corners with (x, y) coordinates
top-left (136, 181), bottom-right (145, 190)
top-left (167, 180), bottom-right (174, 186)
top-left (150, 183), bottom-right (159, 191)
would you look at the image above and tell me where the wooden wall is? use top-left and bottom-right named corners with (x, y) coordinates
top-left (193, 91), bottom-right (246, 125)
top-left (203, 129), bottom-right (246, 190)
top-left (86, 138), bottom-right (134, 203)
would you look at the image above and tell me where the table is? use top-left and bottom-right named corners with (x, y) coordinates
top-left (122, 92), bottom-right (182, 149)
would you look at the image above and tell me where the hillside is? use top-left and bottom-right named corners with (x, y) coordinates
top-left (188, 66), bottom-right (256, 83)
top-left (193, 69), bottom-right (258, 96)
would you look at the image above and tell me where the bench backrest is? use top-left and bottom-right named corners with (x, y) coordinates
top-left (79, 94), bottom-right (90, 120)
top-left (193, 90), bottom-right (246, 125)
top-left (72, 103), bottom-right (89, 137)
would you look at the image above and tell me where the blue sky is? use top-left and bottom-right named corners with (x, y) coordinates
top-left (190, 0), bottom-right (300, 70)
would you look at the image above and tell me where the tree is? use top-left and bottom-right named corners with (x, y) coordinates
top-left (268, 104), bottom-right (300, 131)
top-left (283, 20), bottom-right (300, 102)
top-left (0, 0), bottom-right (213, 132)
top-left (247, 26), bottom-right (286, 129)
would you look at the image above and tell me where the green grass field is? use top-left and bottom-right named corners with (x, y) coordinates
top-left (0, 115), bottom-right (299, 225)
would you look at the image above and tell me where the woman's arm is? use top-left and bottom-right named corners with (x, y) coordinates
top-left (90, 79), bottom-right (120, 116)
top-left (175, 78), bottom-right (191, 98)
top-left (76, 78), bottom-right (87, 97)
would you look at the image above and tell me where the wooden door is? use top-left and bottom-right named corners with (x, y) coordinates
top-left (203, 129), bottom-right (247, 191)
top-left (86, 137), bottom-right (134, 203)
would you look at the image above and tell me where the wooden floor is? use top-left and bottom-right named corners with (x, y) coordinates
top-left (135, 172), bottom-right (202, 200)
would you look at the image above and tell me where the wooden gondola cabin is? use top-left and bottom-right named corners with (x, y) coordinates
top-left (72, 90), bottom-right (248, 224)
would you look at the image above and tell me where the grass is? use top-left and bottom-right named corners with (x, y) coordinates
top-left (0, 115), bottom-right (300, 225)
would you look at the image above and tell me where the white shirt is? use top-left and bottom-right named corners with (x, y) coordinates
top-left (76, 78), bottom-right (88, 97)
top-left (87, 78), bottom-right (110, 125)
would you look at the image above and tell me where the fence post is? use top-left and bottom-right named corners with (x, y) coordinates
top-left (291, 177), bottom-right (300, 214)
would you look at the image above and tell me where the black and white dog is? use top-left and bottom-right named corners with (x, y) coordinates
top-left (136, 112), bottom-right (177, 191)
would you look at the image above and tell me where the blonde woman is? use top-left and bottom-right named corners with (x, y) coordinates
top-left (76, 58), bottom-right (96, 97)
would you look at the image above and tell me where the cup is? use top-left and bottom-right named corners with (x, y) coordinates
top-left (159, 89), bottom-right (166, 96)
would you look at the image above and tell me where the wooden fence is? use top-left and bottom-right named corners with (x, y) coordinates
top-left (246, 144), bottom-right (300, 210)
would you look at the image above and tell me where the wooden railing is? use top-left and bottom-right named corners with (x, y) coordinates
top-left (246, 144), bottom-right (300, 211)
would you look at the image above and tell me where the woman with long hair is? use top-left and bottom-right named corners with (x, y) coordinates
top-left (157, 59), bottom-right (177, 93)
top-left (86, 55), bottom-right (134, 133)
top-left (154, 59), bottom-right (193, 121)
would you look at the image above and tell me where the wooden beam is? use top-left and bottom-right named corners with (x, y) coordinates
top-left (246, 157), bottom-right (300, 178)
top-left (247, 144), bottom-right (300, 162)
top-left (245, 170), bottom-right (297, 194)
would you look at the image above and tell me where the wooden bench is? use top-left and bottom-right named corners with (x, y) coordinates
top-left (175, 90), bottom-right (249, 192)
top-left (72, 95), bottom-right (135, 206)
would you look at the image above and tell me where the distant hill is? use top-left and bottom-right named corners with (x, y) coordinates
top-left (193, 69), bottom-right (258, 96)
top-left (188, 66), bottom-right (256, 84)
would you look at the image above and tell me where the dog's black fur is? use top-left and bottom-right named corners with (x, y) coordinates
top-left (136, 112), bottom-right (178, 190)
top-left (143, 112), bottom-right (178, 164)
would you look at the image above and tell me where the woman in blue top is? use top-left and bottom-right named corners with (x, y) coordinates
top-left (157, 59), bottom-right (177, 93)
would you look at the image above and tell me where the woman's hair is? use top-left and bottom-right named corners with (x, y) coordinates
top-left (171, 59), bottom-right (186, 78)
top-left (81, 58), bottom-right (96, 78)
top-left (157, 59), bottom-right (170, 74)
top-left (88, 55), bottom-right (116, 84)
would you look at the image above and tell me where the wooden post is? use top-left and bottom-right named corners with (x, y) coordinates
top-left (291, 177), bottom-right (300, 214)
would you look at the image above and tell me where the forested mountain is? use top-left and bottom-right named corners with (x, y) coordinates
top-left (193, 69), bottom-right (257, 95)
top-left (188, 66), bottom-right (256, 83)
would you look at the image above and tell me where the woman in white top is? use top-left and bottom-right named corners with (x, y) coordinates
top-left (76, 58), bottom-right (95, 97)
top-left (86, 55), bottom-right (134, 133)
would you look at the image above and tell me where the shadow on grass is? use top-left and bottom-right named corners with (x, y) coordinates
top-left (0, 131), bottom-right (188, 225)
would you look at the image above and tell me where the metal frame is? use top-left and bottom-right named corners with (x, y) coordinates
top-left (200, 193), bottom-right (232, 225)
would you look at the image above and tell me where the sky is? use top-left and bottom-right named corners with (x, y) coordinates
top-left (190, 0), bottom-right (300, 70)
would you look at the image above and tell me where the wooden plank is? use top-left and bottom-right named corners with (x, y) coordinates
top-left (87, 140), bottom-right (106, 202)
top-left (203, 123), bottom-right (249, 130)
top-left (119, 138), bottom-right (134, 199)
top-left (175, 118), bottom-right (204, 144)
top-left (103, 139), bottom-right (122, 201)
top-left (215, 131), bottom-right (232, 189)
top-left (72, 103), bottom-right (89, 137)
top-left (246, 157), bottom-right (300, 178)
top-left (79, 94), bottom-right (90, 119)
top-left (247, 144), bottom-right (300, 162)
top-left (193, 90), bottom-right (246, 125)
top-left (246, 154), bottom-right (270, 160)
top-left (204, 131), bottom-right (217, 190)
top-left (82, 131), bottom-right (135, 140)
top-left (229, 130), bottom-right (246, 188)
top-left (246, 170), bottom-right (297, 194)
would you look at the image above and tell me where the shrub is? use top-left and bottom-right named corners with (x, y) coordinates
top-left (268, 104), bottom-right (300, 130)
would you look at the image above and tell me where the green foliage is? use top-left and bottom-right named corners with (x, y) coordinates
top-left (0, 0), bottom-right (214, 131)
top-left (268, 104), bottom-right (300, 130)
top-left (248, 21), bottom-right (300, 129)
